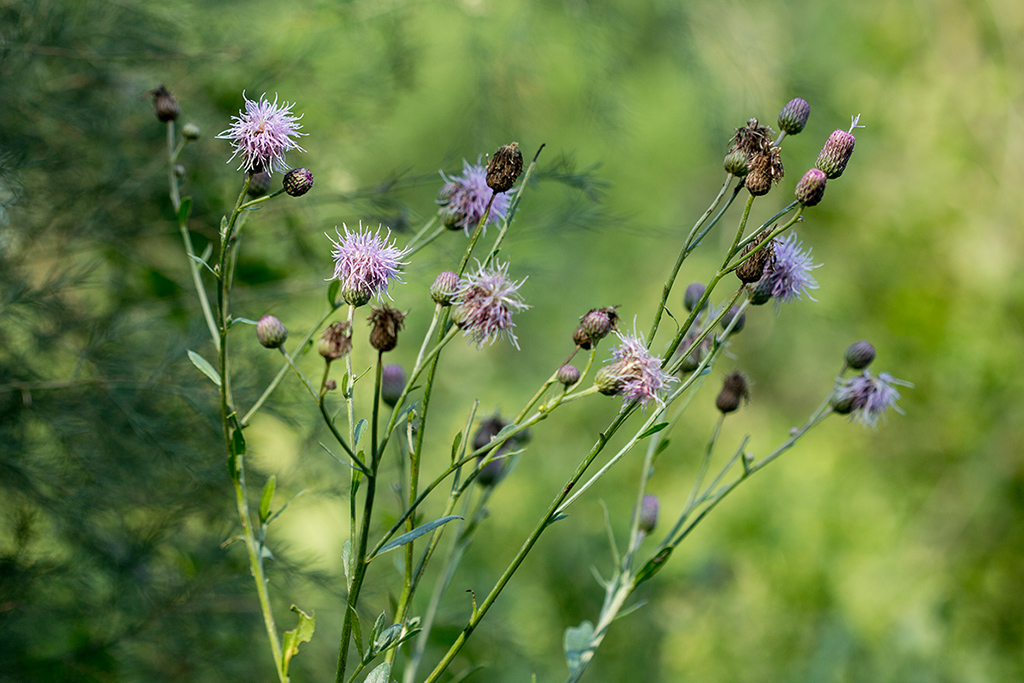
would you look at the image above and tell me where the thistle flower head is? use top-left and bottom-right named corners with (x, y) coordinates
top-left (437, 159), bottom-right (511, 236)
top-left (217, 92), bottom-right (306, 174)
top-left (598, 328), bottom-right (678, 409)
top-left (453, 261), bottom-right (529, 348)
top-left (759, 233), bottom-right (820, 308)
top-left (833, 371), bottom-right (911, 428)
top-left (326, 223), bottom-right (409, 303)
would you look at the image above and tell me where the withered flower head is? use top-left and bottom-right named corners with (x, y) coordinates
top-left (151, 85), bottom-right (180, 123)
top-left (319, 321), bottom-right (352, 361)
top-left (367, 305), bottom-right (407, 352)
top-left (486, 142), bottom-right (524, 193)
top-left (716, 370), bottom-right (750, 414)
top-left (736, 231), bottom-right (776, 284)
top-left (730, 119), bottom-right (784, 196)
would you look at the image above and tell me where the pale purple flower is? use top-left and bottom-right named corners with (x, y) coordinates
top-left (762, 233), bottom-right (820, 307)
top-left (326, 223), bottom-right (409, 301)
top-left (453, 261), bottom-right (529, 348)
top-left (601, 329), bottom-right (678, 409)
top-left (437, 159), bottom-right (511, 236)
top-left (835, 371), bottom-right (912, 429)
top-left (217, 92), bottom-right (306, 174)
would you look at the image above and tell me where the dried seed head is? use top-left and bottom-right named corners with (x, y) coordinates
top-left (151, 85), bottom-right (180, 122)
top-left (256, 315), bottom-right (288, 349)
top-left (777, 97), bottom-right (811, 135)
top-left (367, 305), bottom-right (406, 352)
top-left (795, 168), bottom-right (827, 206)
top-left (431, 271), bottom-right (460, 306)
top-left (486, 142), bottom-right (523, 193)
top-left (319, 321), bottom-right (352, 361)
top-left (715, 370), bottom-right (750, 414)
top-left (816, 129), bottom-right (856, 179)
top-left (381, 364), bottom-right (407, 406)
top-left (556, 364), bottom-right (581, 386)
top-left (844, 341), bottom-right (876, 370)
top-left (736, 232), bottom-right (776, 284)
top-left (283, 167), bottom-right (314, 197)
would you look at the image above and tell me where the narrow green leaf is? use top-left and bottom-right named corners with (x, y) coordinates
top-left (341, 539), bottom-right (353, 589)
top-left (633, 546), bottom-right (673, 587)
top-left (365, 662), bottom-right (390, 683)
top-left (349, 604), bottom-right (364, 659)
top-left (265, 489), bottom-right (306, 526)
top-left (375, 515), bottom-right (463, 556)
top-left (354, 418), bottom-right (368, 447)
top-left (188, 252), bottom-right (216, 275)
top-left (177, 196), bottom-right (192, 225)
top-left (187, 349), bottom-right (221, 387)
top-left (259, 475), bottom-right (276, 524)
top-left (638, 422), bottom-right (669, 439)
top-left (230, 317), bottom-right (258, 328)
top-left (372, 623), bottom-right (403, 655)
top-left (200, 242), bottom-right (213, 262)
top-left (281, 605), bottom-right (315, 676)
top-left (370, 611), bottom-right (386, 643)
top-left (327, 279), bottom-right (340, 307)
top-left (563, 621), bottom-right (595, 673)
top-left (450, 431), bottom-right (463, 463)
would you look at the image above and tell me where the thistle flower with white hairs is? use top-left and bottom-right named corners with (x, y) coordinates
top-left (326, 223), bottom-right (409, 304)
top-left (437, 159), bottom-right (511, 236)
top-left (217, 92), bottom-right (306, 174)
top-left (453, 261), bottom-right (529, 348)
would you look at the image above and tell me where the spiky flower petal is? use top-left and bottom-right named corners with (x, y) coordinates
top-left (217, 92), bottom-right (306, 174)
top-left (437, 159), bottom-right (511, 236)
top-left (599, 329), bottom-right (678, 409)
top-left (453, 261), bottom-right (529, 348)
top-left (833, 371), bottom-right (911, 428)
top-left (326, 223), bottom-right (409, 303)
top-left (759, 233), bottom-right (820, 307)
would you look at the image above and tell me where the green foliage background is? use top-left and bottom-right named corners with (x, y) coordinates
top-left (2, 0), bottom-right (1023, 681)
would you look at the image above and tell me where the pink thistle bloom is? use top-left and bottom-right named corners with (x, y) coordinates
top-left (760, 232), bottom-right (821, 308)
top-left (835, 371), bottom-right (912, 429)
top-left (603, 329), bottom-right (678, 409)
top-left (217, 92), bottom-right (306, 174)
top-left (326, 223), bottom-right (409, 301)
top-left (453, 261), bottom-right (529, 348)
top-left (437, 159), bottom-right (511, 236)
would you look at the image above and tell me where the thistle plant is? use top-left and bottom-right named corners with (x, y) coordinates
top-left (158, 87), bottom-right (908, 683)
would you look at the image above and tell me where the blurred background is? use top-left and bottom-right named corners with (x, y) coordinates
top-left (2, 0), bottom-right (1023, 681)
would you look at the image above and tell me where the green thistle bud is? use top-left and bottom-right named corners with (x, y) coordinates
top-left (638, 494), bottom-right (659, 533)
top-left (247, 171), bottom-right (272, 198)
top-left (182, 123), bottom-right (201, 140)
top-left (342, 284), bottom-right (372, 308)
top-left (594, 364), bottom-right (627, 397)
top-left (723, 149), bottom-right (750, 177)
top-left (844, 341), bottom-right (876, 370)
top-left (684, 282), bottom-right (707, 312)
top-left (556, 364), bottom-right (581, 386)
top-left (777, 98), bottom-right (810, 135)
top-left (720, 306), bottom-right (746, 335)
top-left (431, 271), bottom-right (460, 305)
top-left (795, 168), bottom-right (827, 206)
top-left (256, 315), bottom-right (288, 349)
top-left (748, 278), bottom-right (774, 306)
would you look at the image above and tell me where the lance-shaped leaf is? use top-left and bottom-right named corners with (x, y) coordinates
top-left (187, 349), bottom-right (221, 387)
top-left (373, 515), bottom-right (463, 558)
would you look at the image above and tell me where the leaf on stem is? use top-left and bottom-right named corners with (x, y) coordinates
top-left (365, 662), bottom-right (390, 683)
top-left (633, 547), bottom-right (673, 587)
top-left (638, 422), bottom-right (669, 439)
top-left (371, 623), bottom-right (403, 656)
top-left (450, 431), bottom-right (463, 463)
top-left (259, 475), bottom-right (276, 524)
top-left (187, 349), bottom-right (221, 387)
top-left (327, 279), bottom-right (341, 307)
top-left (374, 515), bottom-right (463, 557)
top-left (342, 539), bottom-right (353, 589)
top-left (349, 604), bottom-right (364, 659)
top-left (563, 620), bottom-right (595, 673)
top-left (188, 253), bottom-right (216, 276)
top-left (281, 604), bottom-right (315, 676)
top-left (177, 196), bottom-right (192, 225)
top-left (354, 418), bottom-right (368, 447)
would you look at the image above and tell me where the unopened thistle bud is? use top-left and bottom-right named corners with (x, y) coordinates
top-left (247, 171), bottom-right (272, 198)
top-left (431, 271), bottom-right (460, 306)
top-left (748, 277), bottom-right (773, 306)
top-left (795, 168), bottom-right (827, 207)
top-left (716, 370), bottom-right (750, 413)
top-left (342, 284), bottom-right (373, 308)
top-left (573, 325), bottom-right (593, 349)
top-left (594, 364), bottom-right (626, 396)
top-left (815, 129), bottom-right (856, 179)
top-left (381, 364), bottom-right (406, 406)
top-left (319, 321), bottom-right (352, 361)
top-left (182, 123), bottom-right (201, 140)
top-left (324, 379), bottom-right (337, 391)
top-left (256, 315), bottom-right (288, 349)
top-left (473, 415), bottom-right (513, 487)
top-left (556, 364), bottom-right (581, 386)
top-left (486, 142), bottom-right (523, 193)
top-left (777, 98), bottom-right (811, 135)
top-left (638, 494), bottom-right (659, 533)
top-left (283, 167), bottom-right (314, 197)
top-left (684, 282), bottom-right (707, 312)
top-left (580, 307), bottom-right (618, 344)
top-left (844, 341), bottom-right (876, 370)
top-left (736, 232), bottom-right (775, 284)
top-left (723, 149), bottom-right (750, 177)
top-left (720, 306), bottom-right (746, 335)
top-left (367, 305), bottom-right (406, 352)
top-left (151, 85), bottom-right (180, 122)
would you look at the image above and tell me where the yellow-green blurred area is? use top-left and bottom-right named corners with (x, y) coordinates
top-left (2, 0), bottom-right (1023, 681)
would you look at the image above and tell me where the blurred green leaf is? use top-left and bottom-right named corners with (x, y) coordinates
top-left (186, 349), bottom-right (221, 387)
top-left (564, 620), bottom-right (594, 673)
top-left (375, 516), bottom-right (463, 556)
top-left (281, 605), bottom-right (315, 676)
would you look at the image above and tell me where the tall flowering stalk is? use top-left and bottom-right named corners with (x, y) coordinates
top-left (159, 87), bottom-right (906, 683)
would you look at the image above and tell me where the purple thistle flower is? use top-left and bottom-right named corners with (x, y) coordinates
top-left (217, 92), bottom-right (306, 174)
top-left (453, 261), bottom-right (529, 348)
top-left (437, 159), bottom-right (511, 236)
top-left (600, 328), bottom-right (678, 409)
top-left (761, 233), bottom-right (820, 307)
top-left (326, 223), bottom-right (409, 302)
top-left (835, 371), bottom-right (912, 429)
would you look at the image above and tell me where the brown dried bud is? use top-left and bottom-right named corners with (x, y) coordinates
top-left (715, 370), bottom-right (750, 413)
top-left (151, 85), bottom-right (180, 122)
top-left (367, 305), bottom-right (406, 352)
top-left (736, 232), bottom-right (775, 284)
top-left (486, 142), bottom-right (523, 193)
top-left (319, 321), bottom-right (352, 361)
top-left (573, 325), bottom-right (593, 350)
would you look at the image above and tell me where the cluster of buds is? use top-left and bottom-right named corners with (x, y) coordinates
top-left (727, 119), bottom-right (784, 196)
